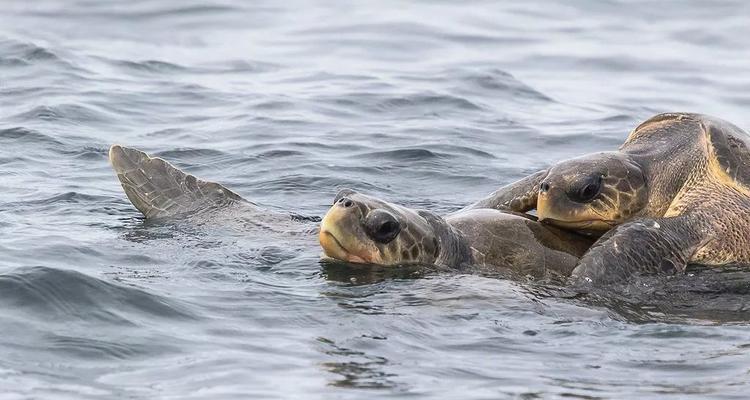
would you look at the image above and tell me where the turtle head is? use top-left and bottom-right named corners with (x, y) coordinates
top-left (319, 189), bottom-right (441, 265)
top-left (537, 152), bottom-right (647, 232)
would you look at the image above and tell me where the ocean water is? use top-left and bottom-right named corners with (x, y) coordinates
top-left (2, 1), bottom-right (750, 398)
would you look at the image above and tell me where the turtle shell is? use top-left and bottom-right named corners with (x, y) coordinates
top-left (625, 113), bottom-right (750, 192)
top-left (701, 115), bottom-right (750, 191)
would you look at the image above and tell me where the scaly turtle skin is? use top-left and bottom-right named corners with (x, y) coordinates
top-left (469, 113), bottom-right (750, 284)
top-left (109, 145), bottom-right (247, 218)
top-left (110, 145), bottom-right (593, 278)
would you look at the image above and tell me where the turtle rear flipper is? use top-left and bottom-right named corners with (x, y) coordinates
top-left (109, 145), bottom-right (248, 218)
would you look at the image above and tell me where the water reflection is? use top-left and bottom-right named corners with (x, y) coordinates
top-left (559, 265), bottom-right (750, 324)
top-left (320, 259), bottom-right (436, 286)
top-left (317, 337), bottom-right (399, 389)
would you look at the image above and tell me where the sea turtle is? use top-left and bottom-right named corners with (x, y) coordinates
top-left (109, 145), bottom-right (593, 278)
top-left (468, 113), bottom-right (750, 284)
top-left (318, 190), bottom-right (593, 278)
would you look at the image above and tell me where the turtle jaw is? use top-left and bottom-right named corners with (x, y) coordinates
top-left (537, 190), bottom-right (613, 232)
top-left (319, 205), bottom-right (382, 264)
top-left (538, 217), bottom-right (614, 233)
top-left (319, 231), bottom-right (367, 263)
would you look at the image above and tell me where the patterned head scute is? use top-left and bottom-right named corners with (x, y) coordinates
top-left (537, 152), bottom-right (648, 231)
top-left (319, 190), bottom-right (440, 265)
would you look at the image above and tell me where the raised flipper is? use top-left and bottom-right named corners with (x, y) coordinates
top-left (109, 145), bottom-right (249, 218)
top-left (463, 169), bottom-right (547, 212)
top-left (570, 215), bottom-right (705, 286)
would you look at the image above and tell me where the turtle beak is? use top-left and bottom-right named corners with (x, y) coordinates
top-left (536, 183), bottom-right (557, 223)
top-left (319, 196), bottom-right (381, 264)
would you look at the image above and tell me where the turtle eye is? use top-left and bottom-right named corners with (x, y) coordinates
top-left (364, 210), bottom-right (401, 244)
top-left (572, 175), bottom-right (603, 203)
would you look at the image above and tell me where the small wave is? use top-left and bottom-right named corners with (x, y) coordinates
top-left (275, 71), bottom-right (381, 85)
top-left (354, 148), bottom-right (448, 162)
top-left (249, 116), bottom-right (321, 126)
top-left (21, 4), bottom-right (240, 20)
top-left (598, 113), bottom-right (639, 124)
top-left (71, 146), bottom-right (109, 160)
top-left (426, 144), bottom-right (496, 159)
top-left (0, 267), bottom-right (196, 323)
top-left (0, 127), bottom-right (63, 146)
top-left (113, 59), bottom-right (189, 73)
top-left (252, 100), bottom-right (297, 111)
top-left (456, 68), bottom-right (554, 102)
top-left (255, 149), bottom-right (307, 159)
top-left (28, 192), bottom-right (112, 206)
top-left (376, 93), bottom-right (484, 112)
top-left (0, 38), bottom-right (66, 66)
top-left (249, 175), bottom-right (386, 195)
top-left (101, 57), bottom-right (279, 76)
top-left (242, 140), bottom-right (368, 154)
top-left (44, 334), bottom-right (175, 360)
top-left (0, 191), bottom-right (126, 219)
top-left (124, 4), bottom-right (241, 19)
top-left (312, 91), bottom-right (484, 116)
top-left (202, 59), bottom-right (280, 74)
top-left (229, 246), bottom-right (301, 269)
top-left (10, 104), bottom-right (114, 125)
top-left (155, 148), bottom-right (229, 160)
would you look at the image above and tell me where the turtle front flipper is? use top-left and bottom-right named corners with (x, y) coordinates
top-left (570, 215), bottom-right (705, 286)
top-left (109, 145), bottom-right (249, 218)
top-left (464, 169), bottom-right (547, 212)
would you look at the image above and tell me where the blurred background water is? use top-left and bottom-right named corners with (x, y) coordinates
top-left (2, 1), bottom-right (750, 398)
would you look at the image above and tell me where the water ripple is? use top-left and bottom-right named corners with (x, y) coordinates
top-left (3, 0), bottom-right (750, 398)
top-left (0, 267), bottom-right (196, 323)
top-left (10, 104), bottom-right (114, 125)
top-left (0, 38), bottom-right (65, 66)
top-left (0, 127), bottom-right (63, 146)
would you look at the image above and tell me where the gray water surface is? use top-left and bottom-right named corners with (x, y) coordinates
top-left (2, 1), bottom-right (750, 398)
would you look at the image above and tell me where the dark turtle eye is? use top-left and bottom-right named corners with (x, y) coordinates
top-left (572, 175), bottom-right (603, 203)
top-left (364, 210), bottom-right (401, 244)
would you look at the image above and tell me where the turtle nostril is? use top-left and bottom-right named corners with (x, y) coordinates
top-left (333, 189), bottom-right (356, 205)
top-left (337, 197), bottom-right (354, 208)
top-left (540, 182), bottom-right (551, 193)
